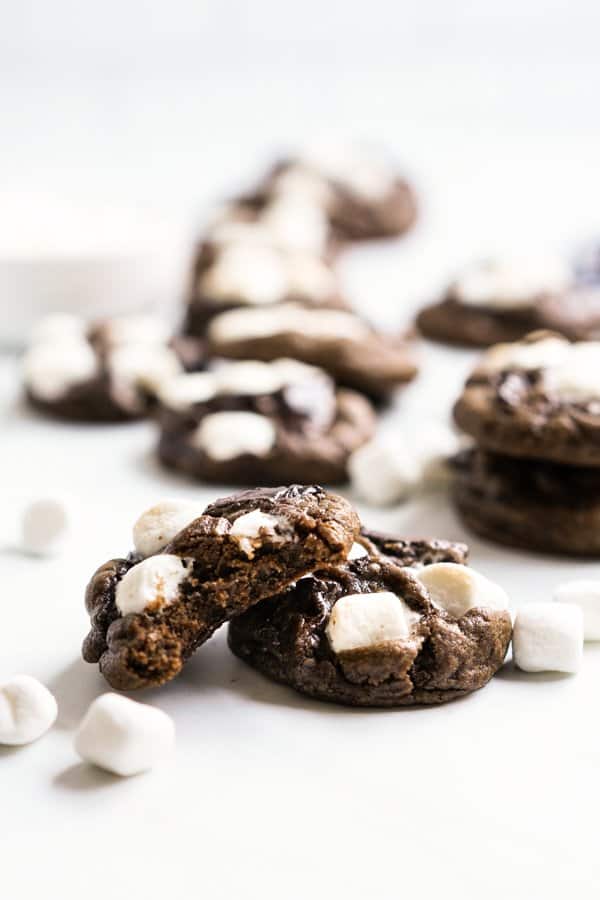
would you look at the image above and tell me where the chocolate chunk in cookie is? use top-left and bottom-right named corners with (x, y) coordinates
top-left (24, 312), bottom-right (205, 422)
top-left (206, 302), bottom-right (417, 401)
top-left (417, 256), bottom-right (570, 347)
top-left (156, 358), bottom-right (376, 485)
top-left (228, 535), bottom-right (511, 707)
top-left (453, 331), bottom-right (600, 467)
top-left (451, 447), bottom-right (600, 557)
top-left (82, 486), bottom-right (360, 690)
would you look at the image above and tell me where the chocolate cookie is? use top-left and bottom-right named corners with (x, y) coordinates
top-left (206, 302), bottom-right (417, 401)
top-left (184, 239), bottom-right (345, 337)
top-left (24, 313), bottom-right (205, 422)
top-left (82, 486), bottom-right (360, 690)
top-left (417, 256), bottom-right (570, 347)
top-left (452, 447), bottom-right (600, 557)
top-left (228, 534), bottom-right (511, 707)
top-left (453, 332), bottom-right (600, 467)
top-left (156, 359), bottom-right (376, 485)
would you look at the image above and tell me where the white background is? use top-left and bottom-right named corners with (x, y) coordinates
top-left (2, 2), bottom-right (600, 898)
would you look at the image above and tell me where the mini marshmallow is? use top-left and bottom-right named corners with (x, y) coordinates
top-left (30, 312), bottom-right (87, 344)
top-left (285, 253), bottom-right (336, 300)
top-left (454, 256), bottom-right (570, 310)
top-left (107, 343), bottom-right (182, 394)
top-left (200, 243), bottom-right (289, 305)
top-left (348, 439), bottom-right (421, 506)
top-left (541, 341), bottom-right (600, 402)
top-left (157, 372), bottom-right (219, 409)
top-left (215, 360), bottom-right (292, 396)
top-left (115, 555), bottom-right (188, 616)
top-left (417, 563), bottom-right (510, 618)
top-left (100, 314), bottom-right (172, 347)
top-left (23, 338), bottom-right (99, 400)
top-left (271, 165), bottom-right (333, 207)
top-left (208, 302), bottom-right (369, 345)
top-left (326, 591), bottom-right (421, 653)
top-left (479, 335), bottom-right (570, 373)
top-left (300, 143), bottom-right (395, 200)
top-left (512, 602), bottom-right (583, 673)
top-left (229, 509), bottom-right (288, 557)
top-left (74, 693), bottom-right (175, 776)
top-left (191, 411), bottom-right (276, 461)
top-left (20, 495), bottom-right (73, 556)
top-left (261, 196), bottom-right (329, 255)
top-left (347, 541), bottom-right (369, 561)
top-left (0, 675), bottom-right (57, 745)
top-left (553, 580), bottom-right (600, 640)
top-left (133, 500), bottom-right (205, 557)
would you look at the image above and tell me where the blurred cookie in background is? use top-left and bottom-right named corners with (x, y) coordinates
top-left (184, 239), bottom-right (346, 337)
top-left (417, 255), bottom-right (571, 347)
top-left (156, 358), bottom-right (376, 485)
top-left (23, 312), bottom-right (205, 422)
top-left (206, 302), bottom-right (418, 402)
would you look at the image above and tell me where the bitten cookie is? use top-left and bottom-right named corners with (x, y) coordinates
top-left (156, 359), bottom-right (376, 485)
top-left (228, 535), bottom-right (511, 707)
top-left (82, 486), bottom-right (360, 690)
top-left (184, 240), bottom-right (346, 337)
top-left (23, 313), bottom-right (205, 422)
top-left (451, 447), bottom-right (600, 557)
top-left (453, 331), bottom-right (600, 467)
top-left (417, 256), bottom-right (570, 347)
top-left (206, 302), bottom-right (417, 401)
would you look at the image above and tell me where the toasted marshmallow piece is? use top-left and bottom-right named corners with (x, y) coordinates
top-left (454, 256), bottom-right (570, 310)
top-left (542, 341), bottom-right (600, 402)
top-left (479, 335), bottom-right (570, 373)
top-left (101, 314), bottom-right (172, 347)
top-left (347, 541), bottom-right (369, 561)
top-left (327, 591), bottom-right (421, 653)
top-left (208, 302), bottom-right (369, 344)
top-left (348, 439), bottom-right (421, 506)
top-left (107, 343), bottom-right (182, 394)
top-left (513, 603), bottom-right (583, 673)
top-left (0, 675), bottom-right (57, 745)
top-left (417, 563), bottom-right (510, 618)
top-left (23, 338), bottom-right (99, 400)
top-left (21, 495), bottom-right (73, 556)
top-left (115, 555), bottom-right (188, 616)
top-left (553, 580), bottom-right (600, 640)
top-left (201, 243), bottom-right (288, 305)
top-left (157, 371), bottom-right (219, 409)
top-left (191, 411), bottom-right (276, 461)
top-left (30, 312), bottom-right (87, 344)
top-left (75, 693), bottom-right (175, 776)
top-left (133, 500), bottom-right (205, 558)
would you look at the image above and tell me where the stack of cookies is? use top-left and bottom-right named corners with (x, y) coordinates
top-left (451, 331), bottom-right (600, 556)
top-left (83, 485), bottom-right (512, 706)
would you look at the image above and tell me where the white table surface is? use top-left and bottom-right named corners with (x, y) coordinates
top-left (3, 3), bottom-right (600, 897)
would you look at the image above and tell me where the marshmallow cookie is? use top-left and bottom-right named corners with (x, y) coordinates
top-left (184, 237), bottom-right (347, 337)
top-left (206, 302), bottom-right (417, 402)
top-left (417, 256), bottom-right (570, 347)
top-left (246, 145), bottom-right (418, 243)
top-left (228, 536), bottom-right (511, 707)
top-left (156, 359), bottom-right (376, 485)
top-left (23, 313), bottom-right (205, 422)
top-left (82, 486), bottom-right (360, 690)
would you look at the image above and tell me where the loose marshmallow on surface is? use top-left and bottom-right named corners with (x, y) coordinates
top-left (191, 411), bottom-right (276, 461)
top-left (75, 693), bottom-right (175, 777)
top-left (208, 302), bottom-right (369, 345)
top-left (348, 439), bottom-right (421, 506)
top-left (23, 338), bottom-right (99, 400)
top-left (0, 675), bottom-right (57, 745)
top-left (513, 603), bottom-right (583, 673)
top-left (20, 495), bottom-right (73, 556)
top-left (326, 592), bottom-right (421, 653)
top-left (454, 256), bottom-right (570, 310)
top-left (553, 580), bottom-right (600, 640)
top-left (478, 335), bottom-right (570, 374)
top-left (115, 555), bottom-right (188, 616)
top-left (133, 500), bottom-right (205, 557)
top-left (417, 563), bottom-right (510, 618)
